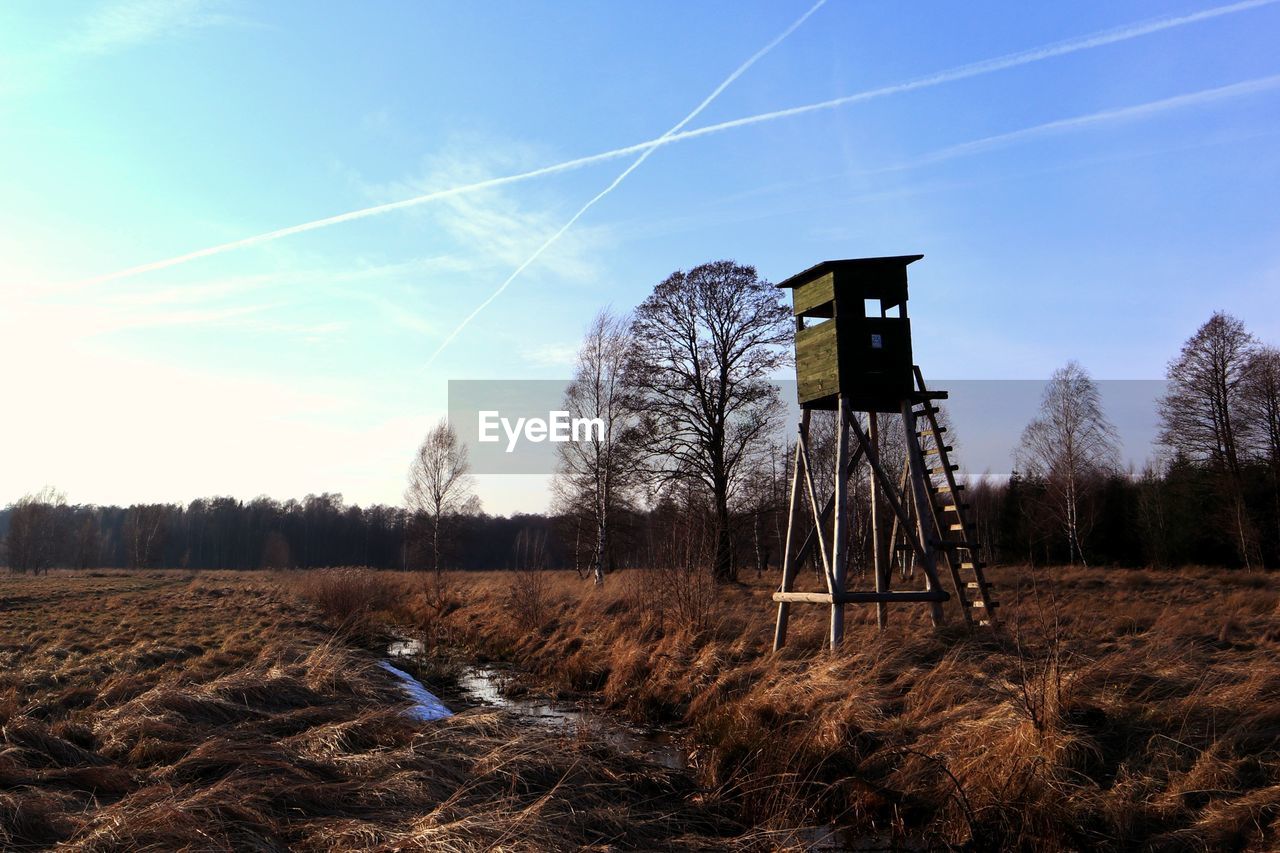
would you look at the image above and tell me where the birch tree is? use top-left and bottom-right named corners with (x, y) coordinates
top-left (552, 309), bottom-right (642, 585)
top-left (1016, 361), bottom-right (1119, 565)
top-left (124, 504), bottom-right (168, 568)
top-left (406, 419), bottom-right (476, 575)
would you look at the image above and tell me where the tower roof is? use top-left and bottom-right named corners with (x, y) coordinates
top-left (775, 255), bottom-right (923, 290)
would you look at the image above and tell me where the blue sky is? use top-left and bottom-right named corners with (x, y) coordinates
top-left (2, 0), bottom-right (1278, 514)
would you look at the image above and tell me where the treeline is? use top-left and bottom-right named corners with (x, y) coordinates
top-left (0, 489), bottom-right (774, 575)
top-left (3, 458), bottom-right (1276, 575)
top-left (969, 460), bottom-right (1280, 569)
top-left (0, 492), bottom-right (571, 573)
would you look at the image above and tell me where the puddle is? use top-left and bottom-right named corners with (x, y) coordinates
top-left (388, 638), bottom-right (424, 658)
top-left (386, 639), bottom-right (685, 770)
top-left (377, 660), bottom-right (452, 721)
top-left (456, 664), bottom-right (688, 770)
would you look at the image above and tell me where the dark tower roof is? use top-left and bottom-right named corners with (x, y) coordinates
top-left (775, 255), bottom-right (923, 290)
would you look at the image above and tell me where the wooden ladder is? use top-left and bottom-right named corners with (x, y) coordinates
top-left (910, 366), bottom-right (999, 627)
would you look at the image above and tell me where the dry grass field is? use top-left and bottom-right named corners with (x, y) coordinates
top-left (4, 565), bottom-right (1278, 851)
top-left (0, 570), bottom-right (741, 851)
top-left (374, 564), bottom-right (1280, 852)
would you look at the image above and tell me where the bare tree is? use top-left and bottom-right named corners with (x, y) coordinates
top-left (73, 510), bottom-right (101, 570)
top-left (406, 418), bottom-right (477, 576)
top-left (4, 487), bottom-right (67, 573)
top-left (629, 260), bottom-right (791, 582)
top-left (552, 309), bottom-right (642, 586)
top-left (739, 439), bottom-right (790, 578)
top-left (1135, 458), bottom-right (1173, 568)
top-left (1016, 361), bottom-right (1119, 565)
top-left (1158, 312), bottom-right (1260, 567)
top-left (124, 504), bottom-right (168, 568)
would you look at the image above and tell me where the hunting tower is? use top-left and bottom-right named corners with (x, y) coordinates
top-left (773, 255), bottom-right (998, 650)
top-left (790, 256), bottom-right (916, 412)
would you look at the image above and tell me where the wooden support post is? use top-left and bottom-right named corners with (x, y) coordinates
top-left (869, 412), bottom-right (887, 630)
top-left (774, 590), bottom-right (947, 604)
top-left (830, 395), bottom-right (850, 650)
top-left (772, 419), bottom-right (806, 652)
top-left (787, 443), bottom-right (864, 578)
top-left (797, 417), bottom-right (833, 593)
top-left (887, 456), bottom-right (911, 580)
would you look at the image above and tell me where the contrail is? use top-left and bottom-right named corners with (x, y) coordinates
top-left (422, 0), bottom-right (829, 366)
top-left (75, 0), bottom-right (1278, 288)
top-left (892, 73), bottom-right (1280, 169)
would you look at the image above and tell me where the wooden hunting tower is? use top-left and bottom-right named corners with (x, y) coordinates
top-left (772, 255), bottom-right (998, 650)
top-left (784, 255), bottom-right (918, 412)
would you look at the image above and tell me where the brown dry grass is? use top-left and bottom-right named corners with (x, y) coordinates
top-left (386, 564), bottom-right (1280, 852)
top-left (0, 570), bottom-right (745, 851)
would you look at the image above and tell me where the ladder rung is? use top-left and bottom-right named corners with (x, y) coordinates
top-left (923, 445), bottom-right (954, 456)
top-left (960, 562), bottom-right (985, 571)
top-left (928, 464), bottom-right (959, 475)
top-left (973, 600), bottom-right (999, 608)
top-left (930, 483), bottom-right (966, 493)
top-left (914, 405), bottom-right (940, 416)
top-left (965, 580), bottom-right (994, 588)
top-left (916, 427), bottom-right (946, 438)
top-left (940, 503), bottom-right (970, 512)
top-left (948, 523), bottom-right (975, 532)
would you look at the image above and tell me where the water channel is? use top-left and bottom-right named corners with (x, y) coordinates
top-left (386, 638), bottom-right (687, 770)
top-left (384, 639), bottom-right (889, 850)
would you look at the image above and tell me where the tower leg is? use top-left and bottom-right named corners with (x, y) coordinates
top-left (773, 413), bottom-right (808, 652)
top-left (869, 412), bottom-right (887, 630)
top-left (830, 396), bottom-right (850, 650)
top-left (894, 458), bottom-right (912, 580)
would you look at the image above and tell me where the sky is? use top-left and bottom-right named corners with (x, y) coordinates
top-left (2, 0), bottom-right (1279, 515)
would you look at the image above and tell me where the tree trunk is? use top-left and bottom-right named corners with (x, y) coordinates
top-left (592, 492), bottom-right (607, 587)
top-left (432, 512), bottom-right (441, 575)
top-left (712, 498), bottom-right (734, 582)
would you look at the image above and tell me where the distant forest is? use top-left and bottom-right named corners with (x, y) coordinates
top-left (0, 495), bottom-right (564, 573)
top-left (0, 458), bottom-right (1277, 574)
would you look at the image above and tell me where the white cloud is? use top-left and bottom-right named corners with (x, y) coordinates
top-left (28, 255), bottom-right (477, 343)
top-left (62, 0), bottom-right (236, 57)
top-left (1, 0), bottom-right (246, 96)
top-left (364, 140), bottom-right (610, 285)
top-left (519, 342), bottom-right (579, 369)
